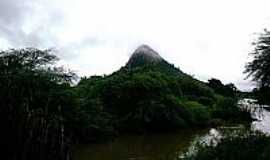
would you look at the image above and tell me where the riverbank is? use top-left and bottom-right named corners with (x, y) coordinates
top-left (72, 99), bottom-right (269, 160)
top-left (181, 100), bottom-right (270, 160)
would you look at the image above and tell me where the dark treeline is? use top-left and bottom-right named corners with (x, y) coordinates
top-left (0, 49), bottom-right (78, 160)
top-left (0, 47), bottom-right (251, 160)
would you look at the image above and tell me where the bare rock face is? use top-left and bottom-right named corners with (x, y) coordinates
top-left (132, 44), bottom-right (162, 60)
top-left (126, 44), bottom-right (163, 68)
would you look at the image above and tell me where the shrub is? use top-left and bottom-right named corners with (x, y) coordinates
top-left (184, 101), bottom-right (211, 125)
top-left (198, 97), bottom-right (215, 107)
top-left (212, 96), bottom-right (251, 121)
top-left (181, 132), bottom-right (270, 160)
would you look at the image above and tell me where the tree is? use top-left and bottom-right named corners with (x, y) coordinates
top-left (207, 78), bottom-right (237, 98)
top-left (0, 48), bottom-right (76, 160)
top-left (245, 29), bottom-right (270, 88)
top-left (244, 29), bottom-right (270, 104)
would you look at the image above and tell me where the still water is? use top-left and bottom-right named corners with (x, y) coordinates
top-left (73, 129), bottom-right (209, 160)
top-left (73, 99), bottom-right (270, 160)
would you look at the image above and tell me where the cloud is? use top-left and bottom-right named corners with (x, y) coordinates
top-left (1, 0), bottom-right (270, 90)
top-left (0, 0), bottom-right (64, 48)
top-left (0, 0), bottom-right (29, 24)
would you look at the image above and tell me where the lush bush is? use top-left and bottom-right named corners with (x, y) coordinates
top-left (77, 67), bottom-right (218, 131)
top-left (184, 101), bottom-right (211, 126)
top-left (179, 77), bottom-right (215, 100)
top-left (197, 97), bottom-right (215, 106)
top-left (252, 86), bottom-right (270, 105)
top-left (211, 96), bottom-right (251, 121)
top-left (76, 61), bottom-right (251, 133)
top-left (0, 48), bottom-right (75, 160)
top-left (182, 132), bottom-right (270, 160)
top-left (116, 95), bottom-right (190, 131)
top-left (208, 78), bottom-right (237, 98)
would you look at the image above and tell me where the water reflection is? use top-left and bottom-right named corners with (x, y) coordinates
top-left (73, 99), bottom-right (270, 160)
top-left (73, 129), bottom-right (208, 160)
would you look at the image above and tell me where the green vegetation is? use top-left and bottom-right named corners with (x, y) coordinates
top-left (207, 78), bottom-right (237, 98)
top-left (181, 28), bottom-right (270, 160)
top-left (182, 131), bottom-right (270, 160)
top-left (0, 47), bottom-right (251, 159)
top-left (77, 68), bottom-right (212, 132)
top-left (211, 96), bottom-right (251, 121)
top-left (245, 29), bottom-right (270, 104)
top-left (75, 48), bottom-right (252, 134)
top-left (0, 48), bottom-right (76, 160)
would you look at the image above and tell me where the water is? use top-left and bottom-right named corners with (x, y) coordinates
top-left (73, 99), bottom-right (270, 160)
top-left (72, 129), bottom-right (209, 160)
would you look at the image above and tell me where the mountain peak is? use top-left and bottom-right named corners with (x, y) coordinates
top-left (126, 45), bottom-right (163, 68)
top-left (133, 44), bottom-right (162, 60)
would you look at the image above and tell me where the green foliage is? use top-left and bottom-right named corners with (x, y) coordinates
top-left (211, 96), bottom-right (251, 121)
top-left (77, 61), bottom-right (228, 132)
top-left (244, 29), bottom-right (270, 104)
top-left (184, 101), bottom-right (210, 126)
top-left (245, 29), bottom-right (270, 88)
top-left (182, 132), bottom-right (270, 160)
top-left (0, 48), bottom-right (75, 160)
top-left (76, 54), bottom-right (252, 132)
top-left (197, 97), bottom-right (215, 106)
top-left (117, 95), bottom-right (190, 131)
top-left (77, 69), bottom-right (191, 131)
top-left (180, 77), bottom-right (215, 100)
top-left (208, 78), bottom-right (237, 98)
top-left (252, 86), bottom-right (270, 105)
top-left (1, 47), bottom-right (252, 159)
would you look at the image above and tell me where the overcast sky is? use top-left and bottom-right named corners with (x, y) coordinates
top-left (1, 0), bottom-right (270, 90)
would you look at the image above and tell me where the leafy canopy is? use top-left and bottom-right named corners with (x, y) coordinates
top-left (245, 29), bottom-right (270, 87)
top-left (0, 48), bottom-right (76, 160)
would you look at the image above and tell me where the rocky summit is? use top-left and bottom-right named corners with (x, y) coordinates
top-left (126, 44), bottom-right (163, 68)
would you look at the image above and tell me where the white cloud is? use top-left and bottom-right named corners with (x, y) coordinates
top-left (1, 0), bottom-right (270, 90)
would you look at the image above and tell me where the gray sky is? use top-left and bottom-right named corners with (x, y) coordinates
top-left (1, 0), bottom-right (270, 91)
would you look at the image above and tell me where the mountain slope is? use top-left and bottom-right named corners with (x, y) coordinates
top-left (77, 45), bottom-right (218, 131)
top-left (77, 44), bottom-right (250, 133)
top-left (124, 44), bottom-right (184, 76)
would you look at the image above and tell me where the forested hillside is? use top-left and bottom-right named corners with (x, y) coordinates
top-left (0, 46), bottom-right (251, 160)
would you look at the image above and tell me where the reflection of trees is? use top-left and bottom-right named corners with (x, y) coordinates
top-left (74, 130), bottom-right (207, 160)
top-left (182, 99), bottom-right (270, 159)
top-left (180, 114), bottom-right (259, 160)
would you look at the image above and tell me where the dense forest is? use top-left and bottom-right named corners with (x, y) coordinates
top-left (0, 45), bottom-right (253, 160)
